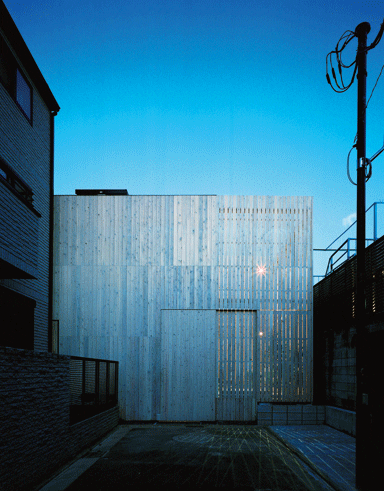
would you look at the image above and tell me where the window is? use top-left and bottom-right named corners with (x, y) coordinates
top-left (0, 286), bottom-right (35, 350)
top-left (0, 34), bottom-right (32, 122)
top-left (0, 157), bottom-right (34, 206)
top-left (16, 68), bottom-right (32, 120)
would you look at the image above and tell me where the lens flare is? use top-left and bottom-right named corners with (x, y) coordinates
top-left (256, 264), bottom-right (267, 276)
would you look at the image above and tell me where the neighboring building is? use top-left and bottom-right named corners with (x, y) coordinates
top-left (314, 234), bottom-right (384, 433)
top-left (53, 193), bottom-right (313, 421)
top-left (0, 0), bottom-right (59, 350)
top-left (0, 3), bottom-right (118, 489)
top-left (313, 231), bottom-right (384, 487)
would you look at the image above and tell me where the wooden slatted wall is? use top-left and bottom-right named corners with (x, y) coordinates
top-left (53, 195), bottom-right (218, 420)
top-left (160, 309), bottom-right (216, 421)
top-left (217, 310), bottom-right (257, 420)
top-left (217, 196), bottom-right (313, 403)
top-left (53, 194), bottom-right (312, 421)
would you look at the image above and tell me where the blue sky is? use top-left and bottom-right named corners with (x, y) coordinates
top-left (4, 0), bottom-right (384, 278)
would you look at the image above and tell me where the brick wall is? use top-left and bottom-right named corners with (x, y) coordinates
top-left (0, 347), bottom-right (119, 491)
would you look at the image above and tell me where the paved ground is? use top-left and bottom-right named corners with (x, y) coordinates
top-left (40, 424), bottom-right (357, 491)
top-left (270, 426), bottom-right (356, 491)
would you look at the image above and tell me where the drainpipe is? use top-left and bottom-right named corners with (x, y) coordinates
top-left (48, 109), bottom-right (57, 353)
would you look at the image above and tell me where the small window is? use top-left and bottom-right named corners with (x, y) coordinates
top-left (16, 69), bottom-right (32, 120)
top-left (0, 34), bottom-right (33, 123)
top-left (0, 157), bottom-right (34, 205)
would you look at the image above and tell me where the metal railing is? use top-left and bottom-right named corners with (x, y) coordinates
top-left (314, 202), bottom-right (384, 281)
top-left (314, 234), bottom-right (384, 319)
top-left (69, 356), bottom-right (118, 424)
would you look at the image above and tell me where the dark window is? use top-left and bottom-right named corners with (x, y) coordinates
top-left (0, 34), bottom-right (32, 122)
top-left (0, 286), bottom-right (35, 350)
top-left (16, 68), bottom-right (32, 120)
top-left (0, 157), bottom-right (34, 205)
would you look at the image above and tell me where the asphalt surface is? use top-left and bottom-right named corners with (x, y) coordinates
top-left (40, 424), bottom-right (348, 491)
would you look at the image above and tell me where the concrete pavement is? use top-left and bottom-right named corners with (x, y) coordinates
top-left (270, 426), bottom-right (355, 491)
top-left (39, 424), bottom-right (355, 490)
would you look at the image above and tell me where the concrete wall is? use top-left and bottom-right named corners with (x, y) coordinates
top-left (326, 330), bottom-right (356, 410)
top-left (0, 347), bottom-right (119, 491)
top-left (325, 406), bottom-right (356, 436)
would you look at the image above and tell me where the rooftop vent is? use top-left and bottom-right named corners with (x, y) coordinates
top-left (75, 189), bottom-right (128, 196)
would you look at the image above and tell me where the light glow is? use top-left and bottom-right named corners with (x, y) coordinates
top-left (256, 264), bottom-right (267, 277)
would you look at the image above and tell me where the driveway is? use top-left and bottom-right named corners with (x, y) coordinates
top-left (62, 424), bottom-right (333, 490)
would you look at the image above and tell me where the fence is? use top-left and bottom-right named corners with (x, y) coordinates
top-left (69, 356), bottom-right (119, 424)
top-left (314, 233), bottom-right (384, 322)
top-left (313, 234), bottom-right (384, 410)
top-left (314, 202), bottom-right (384, 282)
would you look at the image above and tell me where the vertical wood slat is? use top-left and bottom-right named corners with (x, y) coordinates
top-left (216, 310), bottom-right (257, 420)
top-left (53, 195), bottom-right (313, 420)
top-left (216, 196), bottom-right (312, 405)
top-left (160, 309), bottom-right (216, 421)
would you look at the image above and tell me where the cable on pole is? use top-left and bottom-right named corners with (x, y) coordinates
top-left (326, 21), bottom-right (384, 94)
top-left (347, 144), bottom-right (357, 185)
top-left (326, 20), bottom-right (384, 186)
top-left (326, 30), bottom-right (358, 92)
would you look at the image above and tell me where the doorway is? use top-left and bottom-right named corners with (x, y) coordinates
top-left (160, 309), bottom-right (257, 421)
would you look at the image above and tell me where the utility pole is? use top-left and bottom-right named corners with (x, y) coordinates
top-left (355, 21), bottom-right (370, 490)
top-left (327, 19), bottom-right (384, 490)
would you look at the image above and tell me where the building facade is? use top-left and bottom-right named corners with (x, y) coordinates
top-left (53, 194), bottom-right (313, 421)
top-left (314, 234), bottom-right (384, 429)
top-left (0, 3), bottom-right (118, 488)
top-left (0, 1), bottom-right (59, 350)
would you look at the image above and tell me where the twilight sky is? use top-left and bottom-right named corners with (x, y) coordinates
top-left (4, 0), bottom-right (384, 279)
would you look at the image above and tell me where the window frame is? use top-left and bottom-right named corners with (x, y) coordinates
top-left (15, 67), bottom-right (32, 121)
top-left (0, 157), bottom-right (40, 216)
top-left (0, 34), bottom-right (33, 124)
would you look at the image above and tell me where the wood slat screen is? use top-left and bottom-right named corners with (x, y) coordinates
top-left (217, 310), bottom-right (256, 420)
top-left (54, 195), bottom-right (313, 420)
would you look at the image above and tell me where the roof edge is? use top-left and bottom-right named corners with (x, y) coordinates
top-left (0, 0), bottom-right (60, 113)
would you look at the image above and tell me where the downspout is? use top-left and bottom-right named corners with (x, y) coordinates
top-left (48, 109), bottom-right (57, 352)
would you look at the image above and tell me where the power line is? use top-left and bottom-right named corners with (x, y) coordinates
top-left (367, 61), bottom-right (384, 107)
top-left (326, 30), bottom-right (358, 92)
top-left (326, 21), bottom-right (384, 94)
top-left (327, 21), bottom-right (384, 188)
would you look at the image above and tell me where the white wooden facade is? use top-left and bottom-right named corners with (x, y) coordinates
top-left (53, 195), bottom-right (313, 421)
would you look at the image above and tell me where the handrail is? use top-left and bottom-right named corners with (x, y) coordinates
top-left (325, 202), bottom-right (384, 251)
top-left (325, 239), bottom-right (350, 276)
top-left (69, 356), bottom-right (119, 424)
top-left (324, 237), bottom-right (375, 276)
top-left (315, 202), bottom-right (384, 281)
